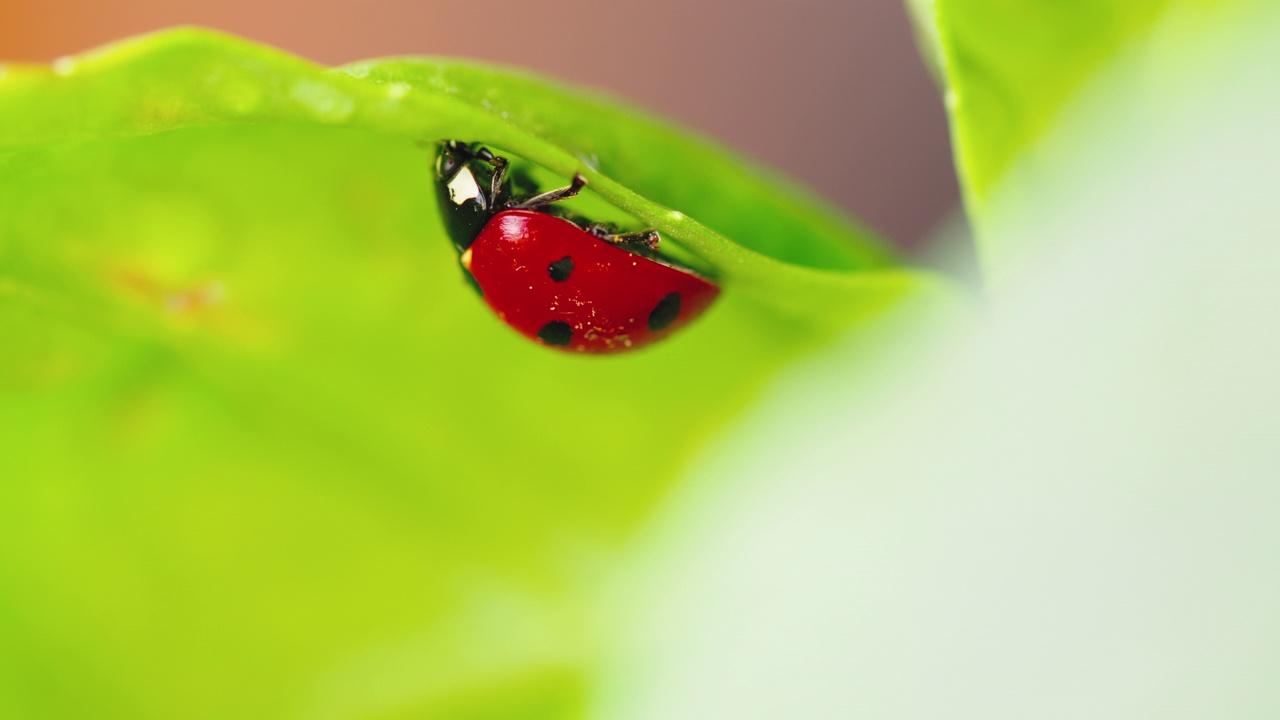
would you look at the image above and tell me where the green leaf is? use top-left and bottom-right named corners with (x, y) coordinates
top-left (603, 4), bottom-right (1280, 716)
top-left (904, 0), bottom-right (945, 86)
top-left (0, 28), bottom-right (955, 719)
top-left (933, 0), bottom-right (1171, 200)
top-left (923, 0), bottom-right (1252, 269)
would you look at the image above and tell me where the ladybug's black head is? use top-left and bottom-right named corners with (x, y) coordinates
top-left (435, 141), bottom-right (503, 253)
top-left (435, 141), bottom-right (477, 182)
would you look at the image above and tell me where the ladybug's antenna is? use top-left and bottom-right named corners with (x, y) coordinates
top-left (487, 155), bottom-right (509, 202)
top-left (448, 142), bottom-right (586, 212)
top-left (456, 144), bottom-right (510, 203)
top-left (508, 173), bottom-right (587, 211)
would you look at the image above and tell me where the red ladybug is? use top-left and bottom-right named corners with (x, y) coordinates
top-left (434, 141), bottom-right (719, 353)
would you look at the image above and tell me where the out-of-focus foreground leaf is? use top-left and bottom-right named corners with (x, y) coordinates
top-left (596, 2), bottom-right (1280, 718)
top-left (912, 0), bottom-right (1242, 270)
top-left (0, 29), bottom-right (955, 720)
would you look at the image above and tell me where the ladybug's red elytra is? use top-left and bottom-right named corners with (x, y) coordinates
top-left (434, 141), bottom-right (719, 353)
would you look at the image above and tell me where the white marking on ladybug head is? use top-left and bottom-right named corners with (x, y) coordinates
top-left (447, 167), bottom-right (485, 209)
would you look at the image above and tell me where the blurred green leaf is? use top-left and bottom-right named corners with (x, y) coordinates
top-left (932, 0), bottom-right (1171, 199)
top-left (0, 28), bottom-right (954, 719)
top-left (605, 2), bottom-right (1280, 716)
top-left (904, 0), bottom-right (945, 86)
top-left (921, 0), bottom-right (1258, 270)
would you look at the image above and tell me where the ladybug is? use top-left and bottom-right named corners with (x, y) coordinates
top-left (433, 140), bottom-right (719, 353)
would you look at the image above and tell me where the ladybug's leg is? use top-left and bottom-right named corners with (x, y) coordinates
top-left (445, 140), bottom-right (509, 203)
top-left (607, 229), bottom-right (661, 250)
top-left (453, 144), bottom-right (510, 201)
top-left (508, 173), bottom-right (587, 210)
top-left (586, 223), bottom-right (660, 251)
top-left (486, 155), bottom-right (509, 202)
top-left (447, 141), bottom-right (501, 167)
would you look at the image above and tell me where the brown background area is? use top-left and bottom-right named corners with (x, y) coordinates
top-left (1, 0), bottom-right (959, 249)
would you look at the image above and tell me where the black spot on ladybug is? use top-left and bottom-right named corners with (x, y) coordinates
top-left (648, 292), bottom-right (682, 332)
top-left (537, 321), bottom-right (574, 346)
top-left (548, 256), bottom-right (574, 283)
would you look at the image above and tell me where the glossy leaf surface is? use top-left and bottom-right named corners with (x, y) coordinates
top-left (0, 29), bottom-right (951, 719)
